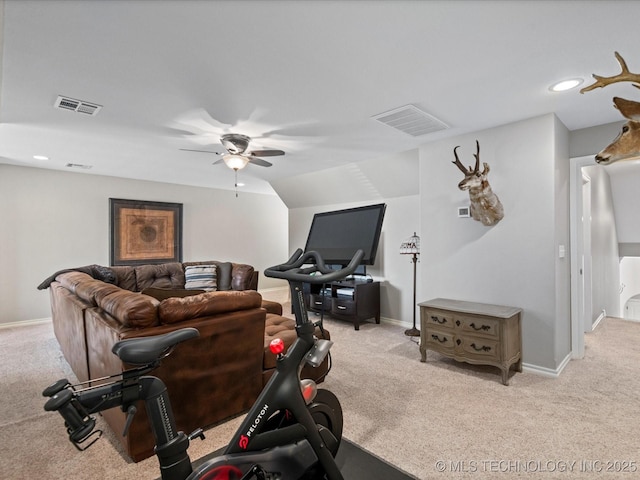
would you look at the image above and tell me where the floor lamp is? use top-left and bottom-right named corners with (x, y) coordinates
top-left (400, 232), bottom-right (420, 337)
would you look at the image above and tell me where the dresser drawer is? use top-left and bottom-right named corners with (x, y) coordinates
top-left (310, 293), bottom-right (331, 311)
top-left (424, 309), bottom-right (455, 330)
top-left (456, 315), bottom-right (499, 338)
top-left (332, 298), bottom-right (356, 316)
top-left (425, 328), bottom-right (455, 354)
top-left (458, 335), bottom-right (500, 359)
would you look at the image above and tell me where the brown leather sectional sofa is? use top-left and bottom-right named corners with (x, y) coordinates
top-left (43, 261), bottom-right (328, 462)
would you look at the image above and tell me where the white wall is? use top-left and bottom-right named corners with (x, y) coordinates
top-left (418, 114), bottom-right (570, 370)
top-left (0, 164), bottom-right (288, 324)
top-left (583, 165), bottom-right (621, 320)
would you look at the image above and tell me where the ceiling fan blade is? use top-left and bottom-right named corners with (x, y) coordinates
top-left (212, 158), bottom-right (225, 165)
top-left (248, 157), bottom-right (272, 167)
top-left (180, 148), bottom-right (222, 155)
top-left (249, 149), bottom-right (285, 157)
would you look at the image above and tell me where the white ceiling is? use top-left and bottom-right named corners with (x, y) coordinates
top-left (1, 0), bottom-right (640, 196)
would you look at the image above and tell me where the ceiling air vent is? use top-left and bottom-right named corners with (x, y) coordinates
top-left (54, 96), bottom-right (102, 116)
top-left (372, 104), bottom-right (448, 137)
top-left (65, 163), bottom-right (93, 170)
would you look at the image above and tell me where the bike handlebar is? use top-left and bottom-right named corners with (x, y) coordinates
top-left (264, 249), bottom-right (364, 284)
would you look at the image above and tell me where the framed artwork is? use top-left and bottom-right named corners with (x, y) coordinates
top-left (109, 198), bottom-right (183, 266)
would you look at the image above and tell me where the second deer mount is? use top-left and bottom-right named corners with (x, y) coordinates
top-left (451, 140), bottom-right (504, 226)
top-left (580, 52), bottom-right (640, 165)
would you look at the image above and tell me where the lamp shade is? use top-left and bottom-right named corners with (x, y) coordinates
top-left (223, 154), bottom-right (249, 170)
top-left (400, 232), bottom-right (420, 255)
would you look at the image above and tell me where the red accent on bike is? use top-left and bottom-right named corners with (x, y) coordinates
top-left (269, 338), bottom-right (285, 355)
top-left (302, 383), bottom-right (314, 402)
top-left (238, 434), bottom-right (249, 450)
top-left (200, 464), bottom-right (244, 480)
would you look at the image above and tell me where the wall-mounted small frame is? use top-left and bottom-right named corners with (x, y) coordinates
top-left (109, 198), bottom-right (183, 266)
top-left (458, 206), bottom-right (471, 218)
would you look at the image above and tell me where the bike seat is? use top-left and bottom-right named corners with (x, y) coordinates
top-left (112, 328), bottom-right (200, 365)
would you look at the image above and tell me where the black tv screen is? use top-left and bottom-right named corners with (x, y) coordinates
top-left (304, 203), bottom-right (386, 266)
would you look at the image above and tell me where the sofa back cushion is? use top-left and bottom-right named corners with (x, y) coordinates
top-left (110, 266), bottom-right (137, 291)
top-left (158, 290), bottom-right (262, 324)
top-left (134, 263), bottom-right (185, 291)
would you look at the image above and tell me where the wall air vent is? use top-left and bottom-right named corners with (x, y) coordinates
top-left (65, 163), bottom-right (93, 170)
top-left (54, 96), bottom-right (102, 116)
top-left (372, 104), bottom-right (448, 137)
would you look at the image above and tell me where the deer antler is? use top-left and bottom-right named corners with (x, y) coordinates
top-left (452, 146), bottom-right (470, 174)
top-left (453, 140), bottom-right (482, 174)
top-left (473, 140), bottom-right (480, 173)
top-left (580, 51), bottom-right (640, 93)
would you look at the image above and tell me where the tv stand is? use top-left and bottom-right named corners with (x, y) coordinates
top-left (305, 279), bottom-right (380, 330)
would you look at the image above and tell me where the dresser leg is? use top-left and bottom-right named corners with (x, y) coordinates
top-left (420, 344), bottom-right (427, 362)
top-left (501, 367), bottom-right (510, 386)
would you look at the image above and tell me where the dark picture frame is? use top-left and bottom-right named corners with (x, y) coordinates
top-left (109, 198), bottom-right (183, 266)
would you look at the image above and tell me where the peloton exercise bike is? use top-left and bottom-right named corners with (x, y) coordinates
top-left (43, 248), bottom-right (364, 480)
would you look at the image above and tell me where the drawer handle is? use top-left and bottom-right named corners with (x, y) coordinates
top-left (470, 322), bottom-right (491, 331)
top-left (431, 334), bottom-right (448, 343)
top-left (470, 343), bottom-right (491, 352)
top-left (314, 301), bottom-right (323, 305)
top-left (430, 315), bottom-right (447, 324)
top-left (337, 305), bottom-right (347, 310)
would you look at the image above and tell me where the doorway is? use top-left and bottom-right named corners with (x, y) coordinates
top-left (569, 155), bottom-right (596, 359)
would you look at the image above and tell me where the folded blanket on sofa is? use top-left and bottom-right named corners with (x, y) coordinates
top-left (37, 264), bottom-right (117, 290)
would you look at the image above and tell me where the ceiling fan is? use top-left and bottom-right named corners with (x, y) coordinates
top-left (181, 133), bottom-right (285, 171)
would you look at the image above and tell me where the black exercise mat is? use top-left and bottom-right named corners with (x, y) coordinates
top-left (191, 438), bottom-right (417, 479)
top-left (334, 439), bottom-right (418, 480)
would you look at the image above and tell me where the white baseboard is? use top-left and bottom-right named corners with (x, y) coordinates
top-left (592, 309), bottom-right (606, 330)
top-left (380, 316), bottom-right (413, 328)
top-left (522, 352), bottom-right (572, 378)
top-left (0, 317), bottom-right (52, 329)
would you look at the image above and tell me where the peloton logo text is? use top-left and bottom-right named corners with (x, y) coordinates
top-left (238, 404), bottom-right (269, 449)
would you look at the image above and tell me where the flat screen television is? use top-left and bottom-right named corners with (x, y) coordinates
top-left (304, 203), bottom-right (386, 268)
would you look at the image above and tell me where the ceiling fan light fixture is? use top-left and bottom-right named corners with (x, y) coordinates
top-left (222, 154), bottom-right (249, 170)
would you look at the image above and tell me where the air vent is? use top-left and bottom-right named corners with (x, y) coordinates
top-left (55, 96), bottom-right (102, 116)
top-left (372, 104), bottom-right (448, 137)
top-left (65, 163), bottom-right (93, 170)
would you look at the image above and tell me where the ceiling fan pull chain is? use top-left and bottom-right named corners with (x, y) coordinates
top-left (234, 169), bottom-right (239, 197)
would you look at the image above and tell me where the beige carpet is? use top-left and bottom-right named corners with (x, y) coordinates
top-left (1, 315), bottom-right (639, 479)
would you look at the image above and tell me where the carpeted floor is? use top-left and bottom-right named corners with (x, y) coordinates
top-left (1, 315), bottom-right (639, 479)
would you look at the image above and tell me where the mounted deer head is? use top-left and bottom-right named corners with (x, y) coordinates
top-left (452, 140), bottom-right (504, 226)
top-left (580, 52), bottom-right (640, 165)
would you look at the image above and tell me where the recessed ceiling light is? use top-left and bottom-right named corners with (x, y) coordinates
top-left (33, 155), bottom-right (49, 161)
top-left (549, 78), bottom-right (584, 92)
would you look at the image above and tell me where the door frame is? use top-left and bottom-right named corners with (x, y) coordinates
top-left (569, 155), bottom-right (596, 358)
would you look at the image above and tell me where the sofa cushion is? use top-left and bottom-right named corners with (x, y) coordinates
top-left (95, 289), bottom-right (160, 328)
top-left (216, 262), bottom-right (232, 291)
top-left (158, 290), bottom-right (263, 324)
top-left (134, 263), bottom-right (185, 291)
top-left (184, 265), bottom-right (217, 291)
top-left (141, 287), bottom-right (206, 301)
top-left (182, 261), bottom-right (233, 291)
top-left (110, 266), bottom-right (137, 291)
